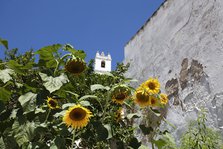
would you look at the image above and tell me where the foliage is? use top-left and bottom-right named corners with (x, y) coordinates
top-left (0, 39), bottom-right (169, 149)
top-left (180, 110), bottom-right (223, 149)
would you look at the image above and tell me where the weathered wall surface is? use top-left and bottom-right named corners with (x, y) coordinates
top-left (124, 0), bottom-right (223, 143)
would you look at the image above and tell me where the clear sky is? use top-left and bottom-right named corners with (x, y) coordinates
top-left (0, 0), bottom-right (164, 69)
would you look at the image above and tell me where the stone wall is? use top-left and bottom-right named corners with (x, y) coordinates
top-left (124, 0), bottom-right (223, 144)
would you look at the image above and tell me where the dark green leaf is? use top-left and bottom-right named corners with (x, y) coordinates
top-left (139, 124), bottom-right (153, 135)
top-left (35, 44), bottom-right (62, 68)
top-left (7, 60), bottom-right (34, 74)
top-left (53, 136), bottom-right (65, 149)
top-left (0, 101), bottom-right (5, 113)
top-left (0, 137), bottom-right (6, 149)
top-left (63, 45), bottom-right (86, 59)
top-left (93, 122), bottom-right (108, 141)
top-left (128, 137), bottom-right (141, 149)
top-left (0, 87), bottom-right (11, 103)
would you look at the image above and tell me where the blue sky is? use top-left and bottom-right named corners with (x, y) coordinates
top-left (0, 0), bottom-right (164, 69)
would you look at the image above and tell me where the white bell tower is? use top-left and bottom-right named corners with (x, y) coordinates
top-left (94, 51), bottom-right (112, 73)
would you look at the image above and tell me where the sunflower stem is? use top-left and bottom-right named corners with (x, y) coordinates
top-left (54, 53), bottom-right (72, 76)
top-left (102, 91), bottom-right (111, 122)
top-left (53, 59), bottom-right (60, 76)
top-left (44, 109), bottom-right (51, 123)
top-left (162, 117), bottom-right (176, 129)
top-left (71, 129), bottom-right (76, 148)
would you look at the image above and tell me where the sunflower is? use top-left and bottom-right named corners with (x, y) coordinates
top-left (160, 93), bottom-right (168, 105)
top-left (134, 87), bottom-right (150, 108)
top-left (47, 97), bottom-right (60, 109)
top-left (63, 104), bottom-right (93, 129)
top-left (149, 95), bottom-right (160, 107)
top-left (142, 78), bottom-right (160, 94)
top-left (65, 58), bottom-right (86, 75)
top-left (111, 85), bottom-right (131, 104)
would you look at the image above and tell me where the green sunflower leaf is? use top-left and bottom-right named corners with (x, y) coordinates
top-left (128, 137), bottom-right (141, 149)
top-left (0, 38), bottom-right (8, 49)
top-left (0, 69), bottom-right (14, 83)
top-left (0, 101), bottom-right (5, 113)
top-left (149, 107), bottom-right (161, 116)
top-left (39, 73), bottom-right (69, 93)
top-left (7, 60), bottom-right (34, 74)
top-left (139, 124), bottom-right (153, 135)
top-left (152, 138), bottom-right (167, 149)
top-left (79, 95), bottom-right (98, 101)
top-left (63, 44), bottom-right (86, 59)
top-left (54, 110), bottom-right (66, 118)
top-left (18, 92), bottom-right (37, 114)
top-left (0, 87), bottom-right (11, 103)
top-left (35, 44), bottom-right (62, 68)
top-left (103, 124), bottom-right (112, 139)
top-left (102, 72), bottom-right (114, 77)
top-left (127, 113), bottom-right (141, 120)
top-left (138, 145), bottom-right (149, 149)
top-left (10, 108), bottom-right (19, 119)
top-left (12, 121), bottom-right (36, 147)
top-left (90, 84), bottom-right (110, 91)
top-left (0, 137), bottom-right (6, 149)
top-left (93, 122), bottom-right (109, 141)
top-left (52, 136), bottom-right (65, 149)
top-left (79, 100), bottom-right (91, 107)
top-left (62, 103), bottom-right (75, 109)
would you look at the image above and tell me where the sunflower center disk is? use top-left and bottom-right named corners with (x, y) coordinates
top-left (49, 100), bottom-right (57, 107)
top-left (70, 61), bottom-right (84, 73)
top-left (115, 93), bottom-right (126, 101)
top-left (148, 83), bottom-right (155, 90)
top-left (69, 108), bottom-right (86, 121)
top-left (137, 93), bottom-right (149, 102)
top-left (151, 98), bottom-right (156, 105)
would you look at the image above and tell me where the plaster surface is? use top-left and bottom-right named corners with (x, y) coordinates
top-left (124, 0), bottom-right (223, 144)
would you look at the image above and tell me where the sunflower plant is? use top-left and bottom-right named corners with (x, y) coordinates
top-left (0, 38), bottom-right (169, 149)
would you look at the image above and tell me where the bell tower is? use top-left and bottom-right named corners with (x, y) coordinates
top-left (94, 51), bottom-right (112, 73)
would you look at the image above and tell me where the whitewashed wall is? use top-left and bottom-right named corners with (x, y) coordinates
top-left (124, 0), bottom-right (223, 144)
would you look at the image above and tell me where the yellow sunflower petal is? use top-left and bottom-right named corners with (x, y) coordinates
top-left (160, 93), bottom-right (168, 105)
top-left (134, 88), bottom-right (150, 108)
top-left (142, 78), bottom-right (160, 94)
top-left (149, 95), bottom-right (160, 107)
top-left (63, 104), bottom-right (93, 129)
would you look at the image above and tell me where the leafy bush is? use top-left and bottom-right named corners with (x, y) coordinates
top-left (0, 38), bottom-right (168, 149)
top-left (180, 110), bottom-right (223, 149)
